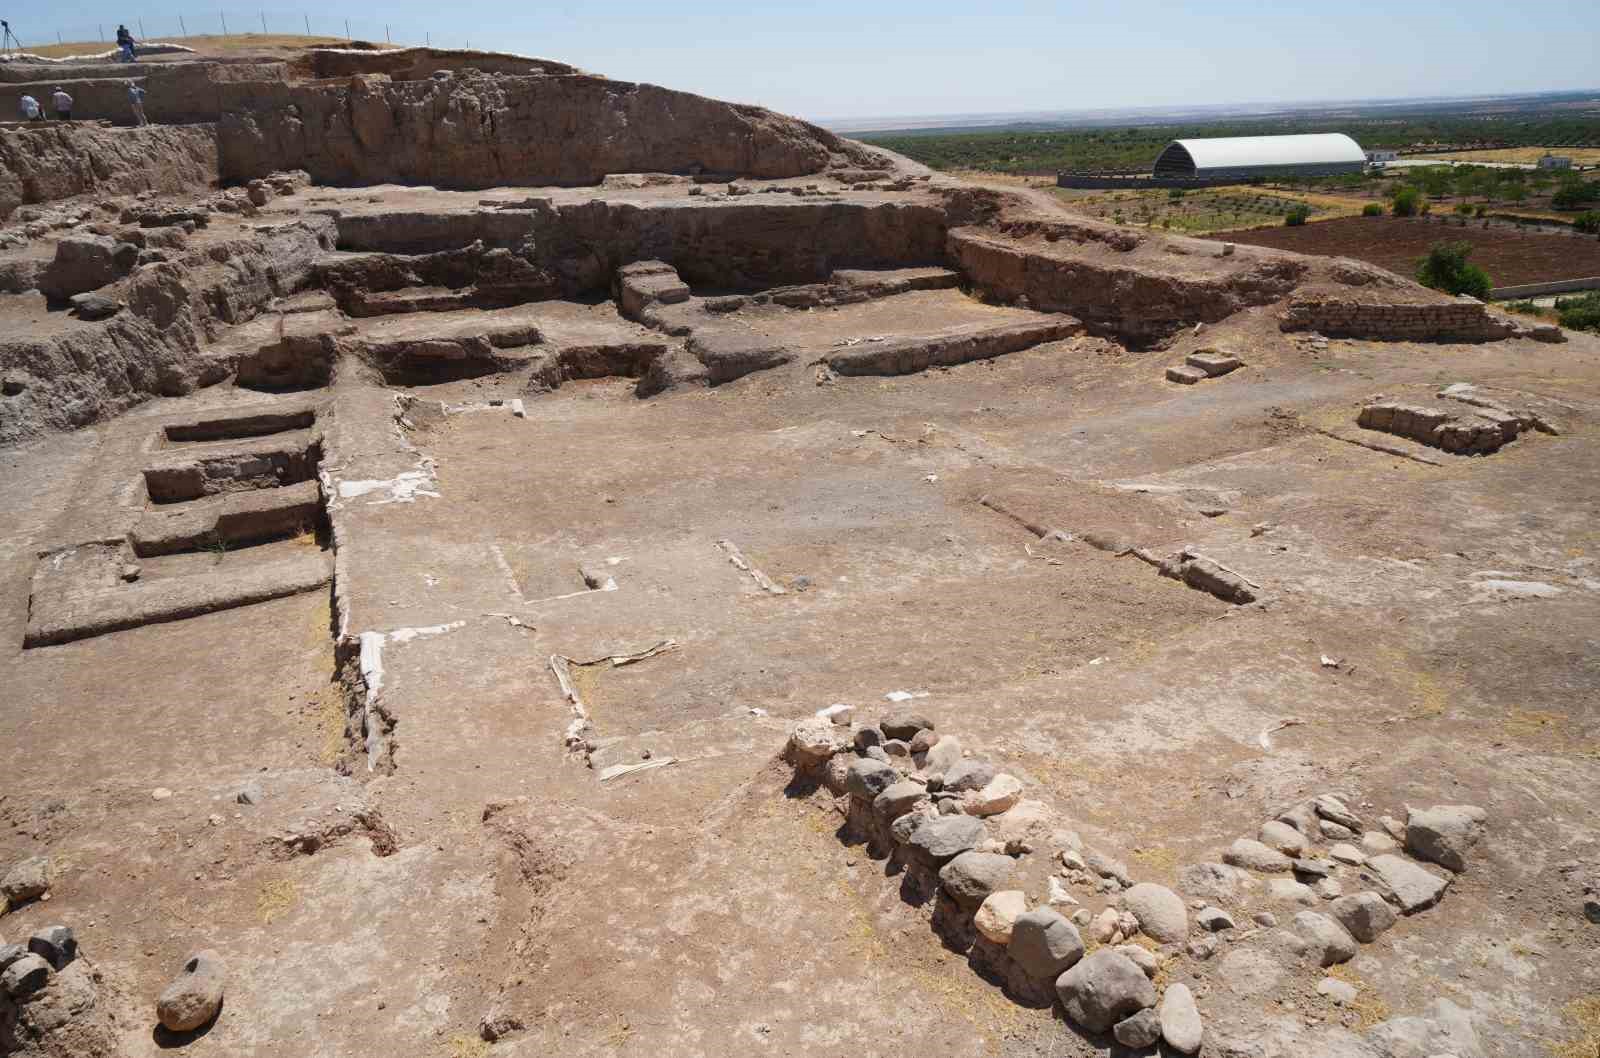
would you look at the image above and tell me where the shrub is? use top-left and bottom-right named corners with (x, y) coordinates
top-left (1284, 203), bottom-right (1311, 226)
top-left (1362, 203), bottom-right (1384, 217)
top-left (1573, 210), bottom-right (1600, 235)
top-left (1454, 202), bottom-right (1474, 215)
top-left (1557, 291), bottom-right (1600, 332)
top-left (1552, 181), bottom-right (1599, 210)
top-left (1416, 241), bottom-right (1492, 299)
top-left (1392, 187), bottom-right (1423, 217)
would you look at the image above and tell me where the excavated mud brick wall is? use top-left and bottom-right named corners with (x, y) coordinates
top-left (0, 218), bottom-right (333, 445)
top-left (300, 47), bottom-right (579, 80)
top-left (1279, 296), bottom-right (1518, 342)
top-left (217, 73), bottom-right (873, 188)
top-left (0, 63), bottom-right (286, 127)
top-left (0, 124), bottom-right (220, 221)
top-left (332, 199), bottom-right (948, 293)
top-left (947, 227), bottom-right (1305, 346)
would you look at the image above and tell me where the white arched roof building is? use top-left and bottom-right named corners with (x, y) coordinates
top-left (1152, 133), bottom-right (1367, 180)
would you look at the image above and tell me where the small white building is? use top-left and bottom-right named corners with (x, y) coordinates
top-left (1366, 149), bottom-right (1399, 164)
top-left (1537, 154), bottom-right (1573, 170)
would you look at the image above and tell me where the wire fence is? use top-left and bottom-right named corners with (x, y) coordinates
top-left (3, 11), bottom-right (487, 53)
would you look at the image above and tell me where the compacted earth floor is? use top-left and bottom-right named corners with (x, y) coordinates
top-left (2, 199), bottom-right (1599, 1057)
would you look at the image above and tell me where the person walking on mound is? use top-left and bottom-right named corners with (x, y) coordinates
top-left (116, 25), bottom-right (137, 62)
top-left (52, 87), bottom-right (73, 121)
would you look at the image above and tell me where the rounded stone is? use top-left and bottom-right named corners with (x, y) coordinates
top-left (1055, 948), bottom-right (1157, 1033)
top-left (1114, 1007), bottom-right (1161, 1048)
top-left (844, 758), bottom-right (897, 800)
top-left (872, 781), bottom-right (926, 822)
top-left (1259, 819), bottom-right (1309, 856)
top-left (1328, 891), bottom-right (1397, 943)
top-left (785, 717), bottom-right (843, 766)
top-left (880, 713), bottom-right (933, 741)
top-left (1, 953), bottom-right (50, 999)
top-left (1007, 907), bottom-right (1085, 980)
top-left (1120, 882), bottom-right (1188, 943)
top-left (906, 814), bottom-right (985, 865)
top-left (974, 890), bottom-right (1028, 944)
top-left (1224, 838), bottom-right (1293, 873)
top-left (1294, 910), bottom-right (1358, 967)
top-left (156, 950), bottom-right (225, 1033)
top-left (941, 758), bottom-right (997, 793)
top-left (1160, 981), bottom-right (1204, 1053)
top-left (939, 851), bottom-right (1017, 910)
top-left (962, 773), bottom-right (1023, 817)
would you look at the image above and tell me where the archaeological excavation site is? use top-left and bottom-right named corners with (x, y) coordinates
top-left (1, 41), bottom-right (1598, 1058)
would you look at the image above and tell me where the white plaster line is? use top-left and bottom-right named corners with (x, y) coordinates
top-left (716, 539), bottom-right (787, 595)
top-left (490, 544), bottom-right (525, 601)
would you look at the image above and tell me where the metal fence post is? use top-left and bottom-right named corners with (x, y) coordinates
top-left (261, 12), bottom-right (267, 33)
top-left (344, 18), bottom-right (350, 39)
top-left (305, 14), bottom-right (311, 34)
top-left (220, 11), bottom-right (228, 34)
top-left (179, 15), bottom-right (187, 35)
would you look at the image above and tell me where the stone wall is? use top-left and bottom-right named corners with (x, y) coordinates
top-left (0, 123), bottom-right (219, 221)
top-left (217, 72), bottom-right (879, 188)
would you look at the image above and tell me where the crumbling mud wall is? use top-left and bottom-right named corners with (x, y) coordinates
top-left (216, 72), bottom-right (884, 188)
top-left (298, 46), bottom-right (579, 81)
top-left (331, 198), bottom-right (948, 293)
top-left (0, 124), bottom-right (220, 221)
top-left (948, 225), bottom-right (1306, 347)
top-left (0, 218), bottom-right (333, 445)
top-left (1280, 294), bottom-right (1560, 343)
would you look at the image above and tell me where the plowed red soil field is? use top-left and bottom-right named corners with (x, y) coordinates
top-left (1207, 215), bottom-right (1600, 288)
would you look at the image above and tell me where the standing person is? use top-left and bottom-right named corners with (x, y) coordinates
top-left (52, 86), bottom-right (73, 121)
top-left (127, 80), bottom-right (148, 126)
top-left (19, 94), bottom-right (42, 121)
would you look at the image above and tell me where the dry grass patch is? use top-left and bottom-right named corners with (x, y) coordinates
top-left (1549, 995), bottom-right (1600, 1058)
top-left (256, 877), bottom-right (298, 924)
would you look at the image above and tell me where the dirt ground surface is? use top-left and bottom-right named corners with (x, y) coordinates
top-left (2, 42), bottom-right (1599, 1058)
top-left (1210, 214), bottom-right (1600, 287)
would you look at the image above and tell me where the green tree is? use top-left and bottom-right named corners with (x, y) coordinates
top-left (1552, 180), bottom-right (1599, 210)
top-left (1392, 187), bottom-right (1424, 217)
top-left (1415, 241), bottom-right (1492, 299)
top-left (1363, 203), bottom-right (1384, 216)
top-left (1284, 203), bottom-right (1311, 226)
top-left (1573, 211), bottom-right (1600, 235)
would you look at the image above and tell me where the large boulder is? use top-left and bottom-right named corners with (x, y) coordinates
top-left (785, 716), bottom-right (845, 767)
top-left (1008, 908), bottom-right (1085, 980)
top-left (1120, 882), bottom-right (1188, 943)
top-left (1294, 911), bottom-right (1357, 966)
top-left (906, 814), bottom-right (985, 867)
top-left (1055, 948), bottom-right (1157, 1032)
top-left (941, 758), bottom-right (997, 793)
top-left (156, 949), bottom-right (225, 1032)
top-left (872, 781), bottom-right (927, 822)
top-left (939, 851), bottom-right (1017, 910)
top-left (880, 712), bottom-right (934, 741)
top-left (1367, 853), bottom-right (1451, 914)
top-left (843, 758), bottom-right (898, 800)
top-left (1159, 981), bottom-right (1204, 1054)
top-left (1224, 838), bottom-right (1293, 873)
top-left (1327, 891), bottom-right (1397, 943)
top-left (974, 891), bottom-right (1028, 944)
top-left (1, 855), bottom-right (51, 904)
top-left (1405, 804), bottom-right (1486, 872)
top-left (962, 773), bottom-right (1023, 817)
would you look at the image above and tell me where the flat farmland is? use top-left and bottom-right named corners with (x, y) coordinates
top-left (1206, 214), bottom-right (1600, 287)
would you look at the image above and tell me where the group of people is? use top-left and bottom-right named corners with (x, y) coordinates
top-left (17, 82), bottom-right (147, 126)
top-left (13, 23), bottom-right (147, 127)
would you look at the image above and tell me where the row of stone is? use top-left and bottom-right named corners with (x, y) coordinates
top-left (787, 713), bottom-right (1209, 1051)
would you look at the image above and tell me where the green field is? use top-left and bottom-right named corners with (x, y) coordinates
top-left (858, 116), bottom-right (1600, 175)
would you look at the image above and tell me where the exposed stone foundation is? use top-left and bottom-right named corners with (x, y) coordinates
top-left (1280, 294), bottom-right (1563, 343)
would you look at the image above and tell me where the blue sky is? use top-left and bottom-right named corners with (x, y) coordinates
top-left (29, 0), bottom-right (1599, 121)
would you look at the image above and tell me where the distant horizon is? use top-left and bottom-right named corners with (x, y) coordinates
top-left (816, 87), bottom-right (1600, 133)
